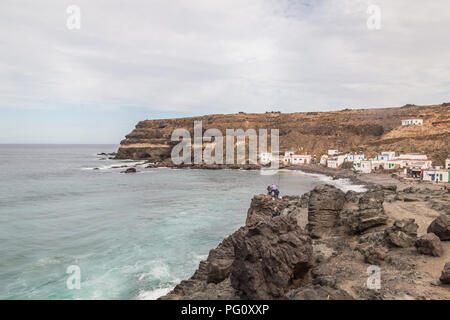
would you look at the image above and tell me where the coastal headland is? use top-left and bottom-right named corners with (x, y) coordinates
top-left (160, 178), bottom-right (450, 300)
top-left (115, 103), bottom-right (449, 166)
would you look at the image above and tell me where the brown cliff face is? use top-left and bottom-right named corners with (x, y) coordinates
top-left (116, 103), bottom-right (450, 164)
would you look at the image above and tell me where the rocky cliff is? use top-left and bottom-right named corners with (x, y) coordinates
top-left (117, 103), bottom-right (450, 165)
top-left (160, 184), bottom-right (450, 300)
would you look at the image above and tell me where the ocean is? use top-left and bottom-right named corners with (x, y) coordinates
top-left (0, 144), bottom-right (366, 299)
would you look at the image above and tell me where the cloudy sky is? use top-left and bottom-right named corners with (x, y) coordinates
top-left (1, 0), bottom-right (449, 143)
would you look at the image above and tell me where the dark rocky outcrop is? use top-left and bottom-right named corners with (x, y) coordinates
top-left (427, 214), bottom-right (450, 241)
top-left (161, 183), bottom-right (450, 300)
top-left (415, 233), bottom-right (444, 257)
top-left (440, 262), bottom-right (450, 284)
top-left (230, 216), bottom-right (313, 299)
top-left (121, 167), bottom-right (137, 173)
top-left (245, 195), bottom-right (288, 226)
top-left (307, 185), bottom-right (345, 238)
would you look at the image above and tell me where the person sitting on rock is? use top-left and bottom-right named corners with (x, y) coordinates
top-left (272, 207), bottom-right (280, 217)
top-left (271, 184), bottom-right (277, 192)
top-left (267, 185), bottom-right (272, 195)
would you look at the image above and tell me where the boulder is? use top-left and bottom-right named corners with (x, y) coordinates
top-left (392, 219), bottom-right (419, 237)
top-left (385, 219), bottom-right (418, 248)
top-left (341, 190), bottom-right (388, 234)
top-left (360, 245), bottom-right (388, 265)
top-left (440, 262), bottom-right (450, 284)
top-left (121, 167), bottom-right (137, 173)
top-left (386, 231), bottom-right (415, 248)
top-left (415, 233), bottom-right (444, 257)
top-left (427, 214), bottom-right (450, 241)
top-left (307, 185), bottom-right (346, 238)
top-left (230, 216), bottom-right (313, 299)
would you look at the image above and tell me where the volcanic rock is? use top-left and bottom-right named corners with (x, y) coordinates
top-left (440, 262), bottom-right (450, 284)
top-left (307, 185), bottom-right (345, 238)
top-left (385, 219), bottom-right (418, 248)
top-left (340, 190), bottom-right (388, 234)
top-left (230, 216), bottom-right (313, 299)
top-left (427, 214), bottom-right (450, 241)
top-left (415, 233), bottom-right (444, 257)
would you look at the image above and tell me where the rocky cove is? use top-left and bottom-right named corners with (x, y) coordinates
top-left (160, 182), bottom-right (450, 300)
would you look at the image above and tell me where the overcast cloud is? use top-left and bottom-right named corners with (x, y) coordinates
top-left (0, 0), bottom-right (449, 143)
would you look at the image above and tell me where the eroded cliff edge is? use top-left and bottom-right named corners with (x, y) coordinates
top-left (117, 103), bottom-right (450, 165)
top-left (160, 184), bottom-right (450, 300)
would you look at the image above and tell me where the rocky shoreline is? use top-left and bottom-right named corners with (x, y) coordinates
top-left (160, 181), bottom-right (450, 300)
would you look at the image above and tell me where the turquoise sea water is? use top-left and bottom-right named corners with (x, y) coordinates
top-left (0, 144), bottom-right (365, 299)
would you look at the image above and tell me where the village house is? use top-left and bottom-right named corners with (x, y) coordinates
top-left (401, 119), bottom-right (423, 126)
top-left (422, 169), bottom-right (450, 183)
top-left (291, 154), bottom-right (311, 165)
top-left (282, 150), bottom-right (295, 164)
top-left (393, 153), bottom-right (432, 169)
top-left (384, 160), bottom-right (400, 170)
top-left (320, 155), bottom-right (328, 166)
top-left (327, 158), bottom-right (339, 169)
top-left (327, 155), bottom-right (345, 169)
top-left (446, 159), bottom-right (450, 170)
top-left (345, 153), bottom-right (366, 163)
top-left (328, 149), bottom-right (339, 156)
top-left (375, 151), bottom-right (396, 161)
top-left (358, 160), bottom-right (373, 174)
top-left (260, 152), bottom-right (276, 165)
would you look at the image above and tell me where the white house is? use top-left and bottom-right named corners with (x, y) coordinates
top-left (446, 159), bottom-right (450, 169)
top-left (282, 150), bottom-right (295, 163)
top-left (260, 152), bottom-right (277, 165)
top-left (328, 149), bottom-right (339, 156)
top-left (437, 170), bottom-right (449, 183)
top-left (422, 170), bottom-right (448, 183)
top-left (320, 155), bottom-right (328, 166)
top-left (291, 154), bottom-right (311, 165)
top-left (402, 119), bottom-right (423, 126)
top-left (393, 154), bottom-right (432, 169)
top-left (345, 154), bottom-right (366, 163)
top-left (384, 160), bottom-right (400, 170)
top-left (327, 156), bottom-right (345, 169)
top-left (375, 152), bottom-right (395, 161)
top-left (359, 160), bottom-right (373, 173)
top-left (370, 160), bottom-right (386, 171)
top-left (336, 155), bottom-right (346, 166)
top-left (327, 159), bottom-right (339, 169)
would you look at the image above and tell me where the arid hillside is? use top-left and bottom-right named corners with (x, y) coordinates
top-left (116, 103), bottom-right (449, 165)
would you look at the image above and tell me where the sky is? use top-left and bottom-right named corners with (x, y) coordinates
top-left (0, 0), bottom-right (449, 144)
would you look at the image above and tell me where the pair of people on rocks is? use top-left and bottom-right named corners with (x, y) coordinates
top-left (267, 184), bottom-right (280, 197)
